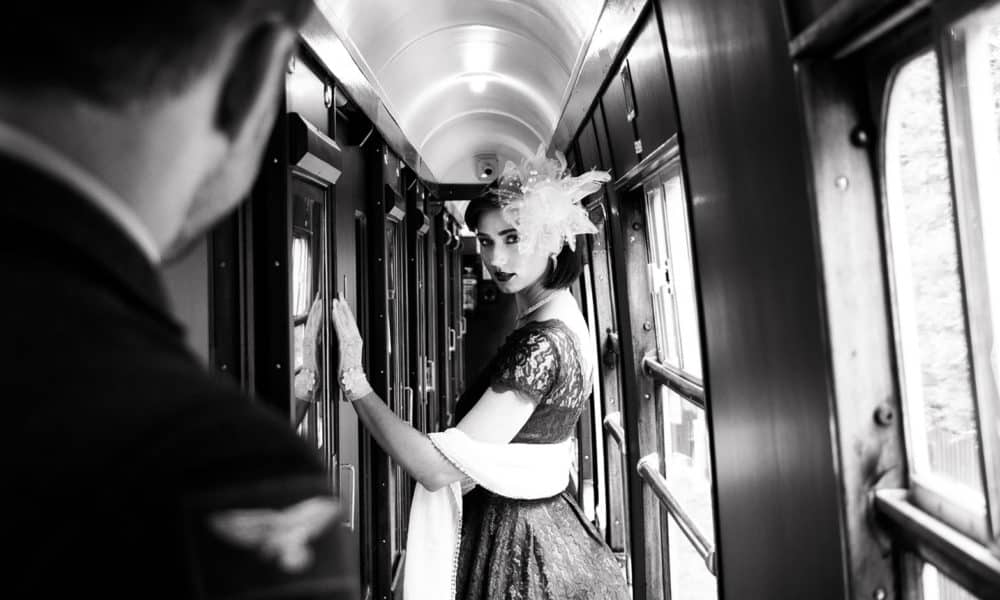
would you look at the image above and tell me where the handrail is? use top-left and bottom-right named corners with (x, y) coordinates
top-left (637, 453), bottom-right (717, 575)
top-left (603, 412), bottom-right (626, 457)
top-left (642, 356), bottom-right (706, 410)
top-left (873, 489), bottom-right (1000, 598)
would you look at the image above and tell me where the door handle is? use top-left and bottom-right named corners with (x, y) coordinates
top-left (603, 329), bottom-right (620, 367)
top-left (404, 386), bottom-right (414, 422)
top-left (339, 463), bottom-right (357, 532)
top-left (425, 358), bottom-right (436, 394)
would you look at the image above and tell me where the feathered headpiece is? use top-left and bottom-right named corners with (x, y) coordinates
top-left (494, 144), bottom-right (611, 256)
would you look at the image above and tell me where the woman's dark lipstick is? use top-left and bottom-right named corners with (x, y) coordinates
top-left (494, 270), bottom-right (516, 283)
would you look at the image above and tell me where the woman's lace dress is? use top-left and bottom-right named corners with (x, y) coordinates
top-left (452, 319), bottom-right (630, 599)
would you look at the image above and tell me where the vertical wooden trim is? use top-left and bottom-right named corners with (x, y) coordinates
top-left (606, 184), bottom-right (669, 599)
top-left (435, 214), bottom-right (453, 429)
top-left (251, 108), bottom-right (292, 418)
top-left (659, 0), bottom-right (850, 596)
top-left (588, 206), bottom-right (631, 555)
top-left (209, 206), bottom-right (248, 387)
top-left (796, 58), bottom-right (906, 599)
top-left (424, 206), bottom-right (441, 432)
top-left (364, 141), bottom-right (394, 600)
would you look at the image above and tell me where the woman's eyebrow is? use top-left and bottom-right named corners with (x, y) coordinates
top-left (498, 229), bottom-right (518, 235)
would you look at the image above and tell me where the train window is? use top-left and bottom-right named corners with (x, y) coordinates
top-left (884, 49), bottom-right (986, 511)
top-left (663, 394), bottom-right (715, 599)
top-left (920, 561), bottom-right (980, 600)
top-left (938, 1), bottom-right (1000, 544)
top-left (870, 6), bottom-right (1000, 595)
top-left (643, 165), bottom-right (717, 599)
top-left (289, 176), bottom-right (335, 461)
top-left (645, 172), bottom-right (702, 378)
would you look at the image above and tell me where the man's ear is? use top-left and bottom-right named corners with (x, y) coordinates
top-left (216, 21), bottom-right (297, 142)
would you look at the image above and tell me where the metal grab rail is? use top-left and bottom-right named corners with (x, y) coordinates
top-left (873, 489), bottom-right (1000, 598)
top-left (642, 356), bottom-right (706, 410)
top-left (637, 453), bottom-right (717, 575)
top-left (603, 412), bottom-right (626, 456)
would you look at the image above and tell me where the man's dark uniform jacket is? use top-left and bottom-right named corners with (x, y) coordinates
top-left (0, 155), bottom-right (359, 598)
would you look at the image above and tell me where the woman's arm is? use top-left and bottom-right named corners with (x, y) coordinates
top-left (331, 297), bottom-right (537, 491)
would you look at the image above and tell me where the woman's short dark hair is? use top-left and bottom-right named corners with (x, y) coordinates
top-left (546, 244), bottom-right (583, 289)
top-left (465, 198), bottom-right (583, 290)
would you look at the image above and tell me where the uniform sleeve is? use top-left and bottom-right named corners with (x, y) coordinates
top-left (490, 329), bottom-right (560, 403)
top-left (151, 381), bottom-right (361, 599)
top-left (179, 474), bottom-right (360, 600)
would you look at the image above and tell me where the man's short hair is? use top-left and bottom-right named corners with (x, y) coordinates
top-left (0, 1), bottom-right (314, 106)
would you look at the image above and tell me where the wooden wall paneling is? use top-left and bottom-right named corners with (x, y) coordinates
top-left (424, 194), bottom-right (441, 433)
top-left (286, 54), bottom-right (330, 136)
top-left (452, 227), bottom-right (466, 395)
top-left (602, 65), bottom-right (641, 179)
top-left (796, 56), bottom-right (906, 600)
top-left (435, 214), bottom-right (455, 429)
top-left (587, 202), bottom-right (631, 556)
top-left (628, 6), bottom-right (678, 157)
top-left (209, 208), bottom-right (248, 387)
top-left (578, 118), bottom-right (603, 173)
top-left (606, 184), bottom-right (669, 599)
top-left (332, 108), bottom-right (370, 597)
top-left (658, 0), bottom-right (849, 596)
top-left (364, 141), bottom-right (395, 600)
top-left (594, 104), bottom-right (616, 174)
top-left (251, 107), bottom-right (292, 418)
top-left (406, 179), bottom-right (430, 434)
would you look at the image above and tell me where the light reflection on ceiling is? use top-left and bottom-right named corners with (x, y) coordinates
top-left (315, 0), bottom-right (606, 183)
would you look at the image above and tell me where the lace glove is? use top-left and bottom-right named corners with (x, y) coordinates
top-left (331, 296), bottom-right (372, 402)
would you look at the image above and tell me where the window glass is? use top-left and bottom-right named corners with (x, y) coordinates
top-left (292, 235), bottom-right (313, 317)
top-left (920, 562), bottom-right (982, 600)
top-left (662, 390), bottom-right (717, 600)
top-left (663, 176), bottom-right (702, 379)
top-left (884, 50), bottom-right (985, 497)
top-left (646, 166), bottom-right (716, 598)
top-left (646, 183), bottom-right (680, 366)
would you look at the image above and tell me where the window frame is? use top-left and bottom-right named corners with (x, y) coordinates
top-left (934, 0), bottom-right (1000, 545)
top-left (879, 43), bottom-right (991, 543)
top-left (637, 154), bottom-right (719, 593)
top-left (855, 3), bottom-right (1000, 596)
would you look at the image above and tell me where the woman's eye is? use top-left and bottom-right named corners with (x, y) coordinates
top-left (478, 238), bottom-right (492, 247)
top-left (505, 235), bottom-right (520, 244)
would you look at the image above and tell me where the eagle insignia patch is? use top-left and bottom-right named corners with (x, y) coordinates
top-left (207, 496), bottom-right (340, 573)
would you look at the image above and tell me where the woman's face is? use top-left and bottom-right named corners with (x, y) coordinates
top-left (475, 207), bottom-right (549, 294)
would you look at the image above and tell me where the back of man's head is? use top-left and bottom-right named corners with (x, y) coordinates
top-left (0, 1), bottom-right (314, 106)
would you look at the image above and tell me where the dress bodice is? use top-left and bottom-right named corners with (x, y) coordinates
top-left (455, 319), bottom-right (590, 444)
top-left (452, 321), bottom-right (629, 599)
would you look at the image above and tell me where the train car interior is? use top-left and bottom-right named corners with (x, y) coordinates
top-left (157, 0), bottom-right (1000, 598)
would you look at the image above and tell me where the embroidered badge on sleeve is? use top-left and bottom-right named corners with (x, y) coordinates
top-left (182, 476), bottom-right (359, 599)
top-left (208, 496), bottom-right (340, 573)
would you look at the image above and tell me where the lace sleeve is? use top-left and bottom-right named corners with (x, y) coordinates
top-left (490, 329), bottom-right (559, 403)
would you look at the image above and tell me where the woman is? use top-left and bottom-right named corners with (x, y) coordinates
top-left (331, 146), bottom-right (629, 599)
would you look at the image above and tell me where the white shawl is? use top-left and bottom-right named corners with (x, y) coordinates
top-left (402, 428), bottom-right (573, 599)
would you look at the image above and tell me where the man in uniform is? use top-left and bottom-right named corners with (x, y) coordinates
top-left (0, 2), bottom-right (359, 597)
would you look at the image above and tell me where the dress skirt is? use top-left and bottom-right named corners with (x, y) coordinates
top-left (454, 487), bottom-right (630, 600)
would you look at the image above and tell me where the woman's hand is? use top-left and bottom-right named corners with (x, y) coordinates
top-left (294, 368), bottom-right (317, 401)
top-left (331, 295), bottom-right (364, 374)
top-left (301, 294), bottom-right (323, 371)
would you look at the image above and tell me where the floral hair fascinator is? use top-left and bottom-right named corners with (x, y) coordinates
top-left (494, 144), bottom-right (611, 256)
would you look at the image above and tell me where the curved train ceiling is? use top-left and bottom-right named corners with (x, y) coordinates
top-left (315, 0), bottom-right (606, 183)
